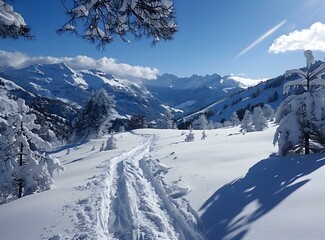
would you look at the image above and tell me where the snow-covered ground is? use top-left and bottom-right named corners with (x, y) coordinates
top-left (0, 125), bottom-right (324, 240)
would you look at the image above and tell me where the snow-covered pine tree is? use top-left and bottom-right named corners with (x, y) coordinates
top-left (58, 0), bottom-right (177, 49)
top-left (231, 111), bottom-right (240, 127)
top-left (240, 110), bottom-right (253, 133)
top-left (192, 114), bottom-right (208, 130)
top-left (274, 50), bottom-right (325, 155)
top-left (73, 89), bottom-right (116, 141)
top-left (0, 99), bottom-right (63, 203)
top-left (104, 134), bottom-right (118, 150)
top-left (158, 109), bottom-right (175, 129)
top-left (0, 1), bottom-right (32, 39)
top-left (262, 104), bottom-right (275, 121)
top-left (252, 106), bottom-right (268, 131)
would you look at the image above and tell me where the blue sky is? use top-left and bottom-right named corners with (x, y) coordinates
top-left (2, 0), bottom-right (325, 79)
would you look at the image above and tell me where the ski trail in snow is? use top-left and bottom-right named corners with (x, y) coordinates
top-left (71, 134), bottom-right (205, 240)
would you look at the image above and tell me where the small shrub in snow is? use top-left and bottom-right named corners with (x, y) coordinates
top-left (185, 129), bottom-right (195, 142)
top-left (99, 141), bottom-right (105, 152)
top-left (201, 130), bottom-right (207, 140)
top-left (105, 134), bottom-right (117, 150)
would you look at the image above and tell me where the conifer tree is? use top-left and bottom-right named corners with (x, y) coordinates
top-left (0, 1), bottom-right (32, 39)
top-left (192, 114), bottom-right (208, 130)
top-left (274, 50), bottom-right (325, 155)
top-left (240, 110), bottom-right (253, 133)
top-left (0, 99), bottom-right (63, 203)
top-left (73, 89), bottom-right (116, 141)
top-left (252, 106), bottom-right (268, 131)
top-left (58, 0), bottom-right (177, 49)
top-left (231, 111), bottom-right (240, 127)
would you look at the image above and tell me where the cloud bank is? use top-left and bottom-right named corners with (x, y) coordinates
top-left (0, 50), bottom-right (158, 79)
top-left (269, 22), bottom-right (325, 53)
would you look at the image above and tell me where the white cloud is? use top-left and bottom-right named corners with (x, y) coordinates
top-left (0, 50), bottom-right (158, 79)
top-left (236, 20), bottom-right (287, 59)
top-left (269, 22), bottom-right (325, 53)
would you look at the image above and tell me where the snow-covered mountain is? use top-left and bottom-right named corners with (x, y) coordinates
top-left (142, 73), bottom-right (264, 115)
top-left (0, 63), bottom-right (167, 121)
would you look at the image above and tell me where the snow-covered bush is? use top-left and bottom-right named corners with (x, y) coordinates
top-left (201, 130), bottom-right (207, 140)
top-left (99, 141), bottom-right (105, 152)
top-left (105, 134), bottom-right (118, 150)
top-left (0, 98), bottom-right (64, 203)
top-left (185, 128), bottom-right (195, 142)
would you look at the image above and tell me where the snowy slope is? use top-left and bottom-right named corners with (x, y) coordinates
top-left (0, 125), bottom-right (324, 240)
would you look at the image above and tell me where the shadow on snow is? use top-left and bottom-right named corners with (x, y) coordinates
top-left (199, 153), bottom-right (325, 240)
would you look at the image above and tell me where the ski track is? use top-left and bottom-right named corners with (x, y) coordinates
top-left (70, 134), bottom-right (205, 240)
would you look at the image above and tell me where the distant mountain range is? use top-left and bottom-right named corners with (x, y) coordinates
top-left (0, 63), bottom-right (167, 121)
top-left (142, 73), bottom-right (264, 115)
top-left (1, 61), bottom-right (313, 139)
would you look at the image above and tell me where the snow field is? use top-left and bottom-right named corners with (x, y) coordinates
top-left (0, 125), bottom-right (325, 240)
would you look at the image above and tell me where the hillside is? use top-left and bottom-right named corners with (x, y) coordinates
top-left (0, 126), bottom-right (324, 239)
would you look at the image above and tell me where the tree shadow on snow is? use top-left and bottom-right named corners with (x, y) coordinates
top-left (199, 153), bottom-right (325, 240)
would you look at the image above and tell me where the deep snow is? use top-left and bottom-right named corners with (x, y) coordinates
top-left (0, 125), bottom-right (324, 240)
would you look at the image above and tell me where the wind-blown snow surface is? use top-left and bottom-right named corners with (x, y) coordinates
top-left (0, 126), bottom-right (324, 240)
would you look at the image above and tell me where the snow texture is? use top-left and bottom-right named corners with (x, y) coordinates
top-left (0, 127), bottom-right (325, 239)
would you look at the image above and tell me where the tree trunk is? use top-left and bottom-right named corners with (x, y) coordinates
top-left (304, 132), bottom-right (310, 155)
top-left (18, 142), bottom-right (23, 198)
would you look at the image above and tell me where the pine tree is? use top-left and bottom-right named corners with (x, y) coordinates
top-left (0, 99), bottom-right (64, 203)
top-left (231, 111), bottom-right (240, 127)
top-left (274, 50), bottom-right (325, 155)
top-left (252, 106), bottom-right (268, 131)
top-left (158, 109), bottom-right (174, 129)
top-left (73, 89), bottom-right (116, 141)
top-left (192, 114), bottom-right (208, 130)
top-left (262, 104), bottom-right (275, 121)
top-left (240, 110), bottom-right (253, 133)
top-left (1, 1), bottom-right (177, 48)
top-left (0, 1), bottom-right (32, 39)
top-left (58, 0), bottom-right (177, 49)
